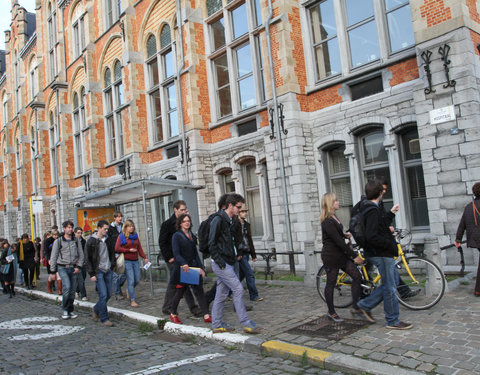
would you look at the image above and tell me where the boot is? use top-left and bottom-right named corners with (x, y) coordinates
top-left (47, 280), bottom-right (53, 294)
top-left (57, 279), bottom-right (63, 295)
top-left (11, 284), bottom-right (15, 296)
top-left (8, 284), bottom-right (13, 298)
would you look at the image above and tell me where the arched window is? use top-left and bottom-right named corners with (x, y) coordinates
top-left (104, 63), bottom-right (124, 162)
top-left (73, 91), bottom-right (84, 174)
top-left (144, 26), bottom-right (178, 145)
top-left (29, 56), bottom-right (38, 101)
top-left (49, 111), bottom-right (58, 184)
top-left (72, 5), bottom-right (86, 58)
top-left (206, 0), bottom-right (222, 16)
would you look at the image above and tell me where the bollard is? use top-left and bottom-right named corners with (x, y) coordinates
top-left (303, 241), bottom-right (318, 287)
top-left (424, 234), bottom-right (448, 293)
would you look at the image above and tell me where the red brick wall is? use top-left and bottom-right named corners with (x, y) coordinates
top-left (388, 58), bottom-right (419, 86)
top-left (466, 0), bottom-right (480, 24)
top-left (298, 84), bottom-right (342, 112)
top-left (420, 0), bottom-right (452, 27)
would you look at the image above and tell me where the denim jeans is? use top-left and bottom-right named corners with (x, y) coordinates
top-left (57, 267), bottom-right (76, 314)
top-left (112, 271), bottom-right (126, 296)
top-left (357, 256), bottom-right (400, 326)
top-left (74, 266), bottom-right (87, 298)
top-left (238, 254), bottom-right (259, 301)
top-left (94, 269), bottom-right (113, 322)
top-left (211, 261), bottom-right (249, 328)
top-left (124, 260), bottom-right (140, 302)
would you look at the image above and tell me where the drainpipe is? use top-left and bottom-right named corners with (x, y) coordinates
top-left (55, 89), bottom-right (61, 225)
top-left (265, 0), bottom-right (294, 273)
top-left (32, 108), bottom-right (38, 196)
top-left (176, 0), bottom-right (189, 181)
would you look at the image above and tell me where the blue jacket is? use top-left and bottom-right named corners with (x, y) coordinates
top-left (170, 230), bottom-right (204, 285)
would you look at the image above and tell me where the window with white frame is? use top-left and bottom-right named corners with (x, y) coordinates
top-left (49, 111), bottom-right (58, 184)
top-left (323, 144), bottom-right (352, 225)
top-left (29, 57), bottom-right (38, 101)
top-left (219, 169), bottom-right (235, 194)
top-left (72, 13), bottom-right (86, 58)
top-left (73, 88), bottom-right (86, 175)
top-left (2, 94), bottom-right (8, 127)
top-left (145, 26), bottom-right (179, 143)
top-left (105, 0), bottom-right (122, 29)
top-left (14, 52), bottom-right (20, 113)
top-left (15, 132), bottom-right (21, 196)
top-left (241, 159), bottom-right (263, 236)
top-left (206, 0), bottom-right (265, 120)
top-left (104, 63), bottom-right (124, 162)
top-left (400, 127), bottom-right (429, 227)
top-left (307, 0), bottom-right (415, 82)
top-left (47, 2), bottom-right (57, 80)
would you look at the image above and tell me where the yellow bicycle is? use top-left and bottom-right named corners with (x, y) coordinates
top-left (316, 229), bottom-right (446, 310)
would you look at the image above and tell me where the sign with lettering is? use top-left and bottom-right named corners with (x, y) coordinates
top-left (429, 106), bottom-right (456, 125)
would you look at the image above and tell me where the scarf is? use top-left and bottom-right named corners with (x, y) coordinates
top-left (119, 232), bottom-right (138, 246)
top-left (19, 241), bottom-right (24, 261)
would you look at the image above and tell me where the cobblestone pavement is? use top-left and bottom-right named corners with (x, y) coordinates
top-left (20, 269), bottom-right (480, 374)
top-left (0, 293), bottom-right (344, 375)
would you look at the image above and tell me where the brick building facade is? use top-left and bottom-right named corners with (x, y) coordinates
top-left (1, 0), bottom-right (479, 276)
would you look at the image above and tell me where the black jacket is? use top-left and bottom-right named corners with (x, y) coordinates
top-left (107, 222), bottom-right (122, 254)
top-left (170, 230), bottom-right (204, 284)
top-left (86, 235), bottom-right (116, 277)
top-left (321, 217), bottom-right (356, 269)
top-left (456, 197), bottom-right (480, 249)
top-left (234, 219), bottom-right (256, 258)
top-left (362, 200), bottom-right (397, 258)
top-left (208, 210), bottom-right (236, 268)
top-left (159, 214), bottom-right (176, 262)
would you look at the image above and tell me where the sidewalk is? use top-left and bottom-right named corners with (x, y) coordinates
top-left (19, 270), bottom-right (480, 375)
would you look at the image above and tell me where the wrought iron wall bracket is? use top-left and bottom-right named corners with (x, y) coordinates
top-left (180, 137), bottom-right (191, 164)
top-left (421, 50), bottom-right (435, 95)
top-left (438, 44), bottom-right (456, 88)
top-left (269, 107), bottom-right (275, 140)
top-left (278, 103), bottom-right (288, 136)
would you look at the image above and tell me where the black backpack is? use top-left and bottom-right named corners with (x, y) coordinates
top-left (349, 202), bottom-right (376, 248)
top-left (197, 212), bottom-right (220, 258)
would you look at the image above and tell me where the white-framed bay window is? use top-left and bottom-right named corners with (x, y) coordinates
top-left (205, 0), bottom-right (265, 120)
top-left (307, 0), bottom-right (415, 82)
top-left (103, 62), bottom-right (124, 162)
top-left (145, 25), bottom-right (178, 144)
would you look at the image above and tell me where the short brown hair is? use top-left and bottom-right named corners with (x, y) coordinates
top-left (365, 179), bottom-right (384, 200)
top-left (173, 200), bottom-right (187, 210)
top-left (113, 211), bottom-right (123, 218)
top-left (473, 182), bottom-right (480, 198)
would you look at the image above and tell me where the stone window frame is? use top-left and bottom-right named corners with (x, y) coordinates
top-left (204, 0), bottom-right (265, 123)
top-left (103, 60), bottom-right (125, 163)
top-left (14, 124), bottom-right (22, 198)
top-left (144, 25), bottom-right (179, 147)
top-left (49, 110), bottom-right (58, 185)
top-left (72, 87), bottom-right (87, 176)
top-left (72, 13), bottom-right (86, 59)
top-left (47, 2), bottom-right (58, 81)
top-left (104, 0), bottom-right (122, 30)
top-left (28, 55), bottom-right (39, 102)
top-left (304, 0), bottom-right (415, 83)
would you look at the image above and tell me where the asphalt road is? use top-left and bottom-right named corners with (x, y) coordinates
top-left (0, 293), bottom-right (343, 374)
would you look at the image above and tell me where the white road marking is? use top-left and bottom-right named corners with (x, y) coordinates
top-left (124, 353), bottom-right (226, 375)
top-left (0, 316), bottom-right (84, 341)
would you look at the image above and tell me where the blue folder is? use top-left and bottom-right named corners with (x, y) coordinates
top-left (180, 267), bottom-right (201, 285)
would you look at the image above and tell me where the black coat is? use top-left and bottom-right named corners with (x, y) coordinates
top-left (456, 198), bottom-right (480, 249)
top-left (208, 210), bottom-right (236, 268)
top-left (169, 230), bottom-right (204, 285)
top-left (321, 217), bottom-right (356, 269)
top-left (107, 222), bottom-right (122, 253)
top-left (19, 241), bottom-right (36, 268)
top-left (159, 214), bottom-right (176, 262)
top-left (234, 219), bottom-right (256, 258)
top-left (362, 200), bottom-right (397, 258)
top-left (86, 236), bottom-right (116, 278)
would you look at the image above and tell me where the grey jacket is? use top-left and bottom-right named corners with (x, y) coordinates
top-left (50, 235), bottom-right (84, 270)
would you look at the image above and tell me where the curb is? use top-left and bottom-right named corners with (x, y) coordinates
top-left (19, 288), bottom-right (423, 375)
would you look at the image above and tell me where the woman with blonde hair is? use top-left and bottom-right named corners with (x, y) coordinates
top-left (321, 192), bottom-right (363, 322)
top-left (115, 220), bottom-right (149, 307)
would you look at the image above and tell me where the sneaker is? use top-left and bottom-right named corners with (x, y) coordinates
top-left (68, 312), bottom-right (78, 319)
top-left (327, 313), bottom-right (344, 322)
top-left (115, 294), bottom-right (125, 301)
top-left (243, 320), bottom-right (261, 334)
top-left (212, 323), bottom-right (235, 333)
top-left (358, 308), bottom-right (376, 323)
top-left (93, 311), bottom-right (99, 322)
top-left (81, 297), bottom-right (88, 301)
top-left (75, 293), bottom-right (80, 299)
top-left (401, 289), bottom-right (421, 299)
top-left (251, 297), bottom-right (264, 302)
top-left (62, 311), bottom-right (70, 320)
top-left (103, 321), bottom-right (114, 327)
top-left (386, 321), bottom-right (413, 330)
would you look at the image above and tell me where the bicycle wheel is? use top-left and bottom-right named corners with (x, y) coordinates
top-left (396, 257), bottom-right (445, 310)
top-left (316, 266), bottom-right (354, 308)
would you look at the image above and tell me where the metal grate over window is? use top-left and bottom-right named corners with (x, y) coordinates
top-left (207, 0), bottom-right (222, 16)
top-left (147, 35), bottom-right (157, 58)
top-left (160, 26), bottom-right (171, 49)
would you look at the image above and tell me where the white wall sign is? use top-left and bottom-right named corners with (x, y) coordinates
top-left (0, 316), bottom-right (84, 341)
top-left (31, 197), bottom-right (43, 214)
top-left (429, 105), bottom-right (456, 125)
